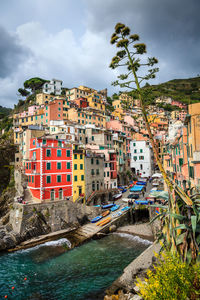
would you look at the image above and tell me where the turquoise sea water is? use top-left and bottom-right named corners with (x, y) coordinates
top-left (0, 233), bottom-right (151, 300)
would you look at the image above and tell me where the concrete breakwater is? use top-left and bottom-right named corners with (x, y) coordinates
top-left (0, 199), bottom-right (100, 252)
top-left (8, 206), bottom-right (131, 252)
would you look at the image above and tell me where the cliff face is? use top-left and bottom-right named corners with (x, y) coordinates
top-left (0, 132), bottom-right (16, 196)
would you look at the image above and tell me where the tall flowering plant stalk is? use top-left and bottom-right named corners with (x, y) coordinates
top-left (109, 23), bottom-right (199, 263)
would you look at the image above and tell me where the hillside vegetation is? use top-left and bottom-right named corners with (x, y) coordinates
top-left (143, 76), bottom-right (200, 104)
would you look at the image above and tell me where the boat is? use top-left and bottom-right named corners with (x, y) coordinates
top-left (101, 210), bottom-right (110, 217)
top-left (135, 200), bottom-right (149, 205)
top-left (121, 206), bottom-right (130, 212)
top-left (91, 215), bottom-right (103, 223)
top-left (98, 217), bottom-right (112, 227)
top-left (110, 204), bottom-right (120, 212)
top-left (112, 193), bottom-right (122, 200)
top-left (102, 203), bottom-right (114, 209)
top-left (112, 211), bottom-right (122, 218)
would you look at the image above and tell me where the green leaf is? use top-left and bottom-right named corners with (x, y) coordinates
top-left (176, 232), bottom-right (186, 245)
top-left (169, 213), bottom-right (186, 221)
top-left (186, 249), bottom-right (192, 264)
top-left (175, 224), bottom-right (191, 231)
top-left (191, 215), bottom-right (197, 235)
top-left (149, 212), bottom-right (165, 224)
top-left (150, 204), bottom-right (168, 209)
top-left (196, 234), bottom-right (200, 245)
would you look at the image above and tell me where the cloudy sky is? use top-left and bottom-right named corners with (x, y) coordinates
top-left (0, 0), bottom-right (200, 108)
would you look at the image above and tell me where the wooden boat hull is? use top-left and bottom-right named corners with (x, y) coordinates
top-left (101, 210), bottom-right (110, 217)
top-left (96, 217), bottom-right (111, 226)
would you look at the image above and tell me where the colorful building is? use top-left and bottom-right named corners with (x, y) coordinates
top-left (73, 145), bottom-right (85, 202)
top-left (25, 137), bottom-right (73, 202)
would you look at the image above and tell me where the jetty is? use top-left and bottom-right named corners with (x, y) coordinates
top-left (8, 206), bottom-right (131, 252)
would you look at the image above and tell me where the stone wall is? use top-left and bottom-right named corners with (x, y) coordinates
top-left (10, 200), bottom-right (100, 235)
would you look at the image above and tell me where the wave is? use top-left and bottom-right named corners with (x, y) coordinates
top-left (112, 232), bottom-right (152, 245)
top-left (18, 238), bottom-right (71, 253)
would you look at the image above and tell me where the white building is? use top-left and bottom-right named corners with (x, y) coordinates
top-left (42, 79), bottom-right (62, 95)
top-left (130, 140), bottom-right (153, 177)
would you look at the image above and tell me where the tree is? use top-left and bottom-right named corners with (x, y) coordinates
top-left (18, 88), bottom-right (30, 97)
top-left (109, 23), bottom-right (199, 263)
top-left (24, 77), bottom-right (48, 93)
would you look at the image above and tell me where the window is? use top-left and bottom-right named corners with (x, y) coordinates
top-left (80, 154), bottom-right (83, 159)
top-left (91, 169), bottom-right (95, 175)
top-left (74, 154), bottom-right (77, 159)
top-left (32, 176), bottom-right (34, 183)
top-left (81, 175), bottom-right (84, 181)
top-left (46, 149), bottom-right (51, 157)
top-left (67, 162), bottom-right (70, 169)
top-left (139, 156), bottom-right (144, 160)
top-left (107, 171), bottom-right (109, 177)
top-left (92, 181), bottom-right (95, 191)
top-left (74, 175), bottom-right (77, 182)
top-left (92, 136), bottom-right (94, 141)
top-left (189, 166), bottom-right (194, 179)
top-left (26, 163), bottom-right (28, 169)
top-left (57, 175), bottom-right (61, 183)
top-left (74, 164), bottom-right (77, 170)
top-left (57, 162), bottom-right (61, 170)
top-left (66, 150), bottom-right (70, 157)
top-left (57, 149), bottom-right (61, 157)
top-left (80, 164), bottom-right (83, 170)
top-left (104, 172), bottom-right (106, 177)
top-left (67, 175), bottom-right (71, 182)
top-left (96, 169), bottom-right (99, 175)
top-left (96, 159), bottom-right (99, 165)
top-left (91, 158), bottom-right (94, 164)
top-left (29, 163), bottom-right (31, 169)
top-left (33, 139), bottom-right (35, 146)
top-left (133, 142), bottom-right (136, 146)
top-left (46, 162), bottom-right (51, 170)
top-left (47, 176), bottom-right (51, 183)
top-left (133, 156), bottom-right (137, 161)
top-left (29, 176), bottom-right (31, 182)
top-left (140, 149), bottom-right (143, 153)
top-left (134, 149), bottom-right (137, 153)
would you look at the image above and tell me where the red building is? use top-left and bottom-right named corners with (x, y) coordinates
top-left (25, 137), bottom-right (72, 202)
top-left (74, 97), bottom-right (88, 108)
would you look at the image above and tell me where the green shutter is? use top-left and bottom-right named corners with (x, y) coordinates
top-left (66, 150), bottom-right (70, 157)
top-left (67, 162), bottom-right (70, 169)
top-left (67, 175), bottom-right (71, 182)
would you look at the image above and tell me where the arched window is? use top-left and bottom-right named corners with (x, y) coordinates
top-left (96, 181), bottom-right (99, 190)
top-left (92, 181), bottom-right (95, 191)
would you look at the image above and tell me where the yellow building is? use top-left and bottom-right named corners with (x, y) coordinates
top-left (112, 99), bottom-right (122, 110)
top-left (119, 92), bottom-right (133, 104)
top-left (67, 108), bottom-right (106, 128)
top-left (86, 92), bottom-right (105, 111)
top-left (73, 145), bottom-right (85, 202)
top-left (36, 93), bottom-right (53, 105)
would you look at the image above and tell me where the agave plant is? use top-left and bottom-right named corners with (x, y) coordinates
top-left (151, 187), bottom-right (200, 263)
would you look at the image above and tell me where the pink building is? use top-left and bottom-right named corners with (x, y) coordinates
top-left (106, 120), bottom-right (122, 131)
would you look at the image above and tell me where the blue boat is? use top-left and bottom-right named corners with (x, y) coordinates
top-left (136, 181), bottom-right (146, 185)
top-left (135, 200), bottom-right (149, 205)
top-left (121, 206), bottom-right (130, 212)
top-left (110, 204), bottom-right (120, 212)
top-left (102, 203), bottom-right (115, 209)
top-left (91, 215), bottom-right (103, 223)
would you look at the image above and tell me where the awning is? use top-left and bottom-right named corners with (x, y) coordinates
top-left (149, 190), bottom-right (169, 201)
top-left (130, 185), bottom-right (144, 192)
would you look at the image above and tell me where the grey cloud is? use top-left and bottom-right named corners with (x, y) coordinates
top-left (85, 0), bottom-right (200, 83)
top-left (0, 25), bottom-right (29, 78)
